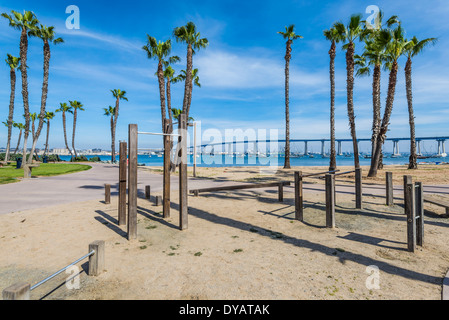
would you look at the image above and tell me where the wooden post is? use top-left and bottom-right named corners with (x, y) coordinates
top-left (294, 171), bottom-right (304, 221)
top-left (2, 282), bottom-right (30, 300)
top-left (386, 171), bottom-right (394, 206)
top-left (415, 182), bottom-right (424, 247)
top-left (128, 124), bottom-right (138, 240)
top-left (88, 240), bottom-right (105, 276)
top-left (355, 168), bottom-right (362, 209)
top-left (104, 184), bottom-right (111, 204)
top-left (404, 175), bottom-right (416, 252)
top-left (145, 186), bottom-right (151, 199)
top-left (163, 119), bottom-right (171, 219)
top-left (179, 114), bottom-right (188, 230)
top-left (325, 174), bottom-right (335, 228)
top-left (278, 183), bottom-right (284, 202)
top-left (156, 195), bottom-right (163, 206)
top-left (118, 142), bottom-right (127, 226)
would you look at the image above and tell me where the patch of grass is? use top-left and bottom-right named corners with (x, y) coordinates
top-left (139, 245), bottom-right (147, 250)
top-left (194, 252), bottom-right (202, 257)
top-left (146, 225), bottom-right (157, 230)
top-left (0, 176), bottom-right (18, 185)
top-left (0, 163), bottom-right (91, 181)
top-left (233, 249), bottom-right (243, 253)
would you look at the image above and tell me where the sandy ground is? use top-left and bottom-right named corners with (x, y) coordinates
top-left (1, 164), bottom-right (449, 300)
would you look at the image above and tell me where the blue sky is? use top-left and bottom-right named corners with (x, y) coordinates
top-left (0, 0), bottom-right (448, 153)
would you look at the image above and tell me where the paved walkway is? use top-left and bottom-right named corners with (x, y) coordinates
top-left (1, 163), bottom-right (449, 215)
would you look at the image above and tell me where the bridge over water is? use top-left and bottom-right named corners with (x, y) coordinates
top-left (190, 136), bottom-right (449, 156)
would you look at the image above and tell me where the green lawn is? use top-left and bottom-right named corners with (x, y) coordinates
top-left (0, 163), bottom-right (92, 184)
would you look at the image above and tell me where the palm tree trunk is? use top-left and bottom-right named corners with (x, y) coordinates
top-left (72, 108), bottom-right (78, 159)
top-left (112, 98), bottom-right (119, 163)
top-left (62, 112), bottom-right (71, 155)
top-left (405, 57), bottom-right (417, 169)
top-left (184, 44), bottom-right (193, 118)
top-left (284, 40), bottom-right (292, 169)
top-left (369, 61), bottom-right (399, 177)
top-left (166, 79), bottom-right (174, 169)
top-left (5, 68), bottom-right (16, 163)
top-left (345, 42), bottom-right (360, 169)
top-left (28, 40), bottom-right (50, 164)
top-left (19, 27), bottom-right (31, 166)
top-left (110, 115), bottom-right (115, 163)
top-left (329, 41), bottom-right (337, 172)
top-left (370, 64), bottom-right (382, 168)
top-left (14, 129), bottom-right (22, 154)
top-left (44, 120), bottom-right (50, 156)
top-left (157, 61), bottom-right (167, 133)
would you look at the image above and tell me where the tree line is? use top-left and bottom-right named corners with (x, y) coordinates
top-left (281, 12), bottom-right (436, 177)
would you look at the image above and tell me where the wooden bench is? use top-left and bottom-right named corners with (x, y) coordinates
top-left (23, 164), bottom-right (40, 179)
top-left (423, 195), bottom-right (449, 216)
top-left (189, 181), bottom-right (291, 202)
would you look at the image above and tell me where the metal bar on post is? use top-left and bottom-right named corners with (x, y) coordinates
top-left (415, 181), bottom-right (424, 247)
top-left (294, 171), bottom-right (303, 221)
top-left (355, 168), bottom-right (362, 209)
top-left (118, 141), bottom-right (127, 226)
top-left (386, 171), bottom-right (394, 206)
top-left (163, 119), bottom-right (171, 219)
top-left (404, 175), bottom-right (416, 252)
top-left (179, 114), bottom-right (188, 230)
top-left (128, 124), bottom-right (138, 240)
top-left (325, 174), bottom-right (336, 228)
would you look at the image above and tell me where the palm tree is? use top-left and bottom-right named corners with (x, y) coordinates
top-left (103, 105), bottom-right (116, 162)
top-left (368, 24), bottom-right (410, 177)
top-left (334, 14), bottom-right (365, 169)
top-left (172, 108), bottom-right (194, 123)
top-left (43, 111), bottom-right (55, 156)
top-left (2, 10), bottom-right (39, 166)
top-left (110, 89), bottom-right (128, 163)
top-left (278, 25), bottom-right (303, 169)
top-left (143, 36), bottom-right (172, 132)
top-left (173, 68), bottom-right (202, 111)
top-left (359, 14), bottom-right (400, 170)
top-left (323, 27), bottom-right (343, 172)
top-left (27, 24), bottom-right (64, 164)
top-left (69, 100), bottom-right (84, 159)
top-left (173, 21), bottom-right (209, 119)
top-left (55, 102), bottom-right (73, 156)
top-left (403, 36), bottom-right (437, 170)
top-left (13, 122), bottom-right (25, 154)
top-left (4, 54), bottom-right (20, 163)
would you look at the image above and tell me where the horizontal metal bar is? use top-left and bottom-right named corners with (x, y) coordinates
top-left (301, 170), bottom-right (340, 178)
top-left (30, 250), bottom-right (95, 291)
top-left (138, 132), bottom-right (180, 137)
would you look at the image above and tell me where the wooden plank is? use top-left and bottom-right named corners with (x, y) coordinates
top-left (163, 119), bottom-right (171, 219)
top-left (118, 142), bottom-right (127, 226)
top-left (294, 171), bottom-right (303, 221)
top-left (145, 185), bottom-right (151, 199)
top-left (423, 196), bottom-right (449, 208)
top-left (189, 181), bottom-right (291, 194)
top-left (128, 124), bottom-right (138, 240)
top-left (404, 175), bottom-right (416, 252)
top-left (179, 114), bottom-right (188, 230)
top-left (415, 182), bottom-right (424, 247)
top-left (386, 172), bottom-right (394, 206)
top-left (355, 168), bottom-right (362, 209)
top-left (325, 174), bottom-right (335, 228)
